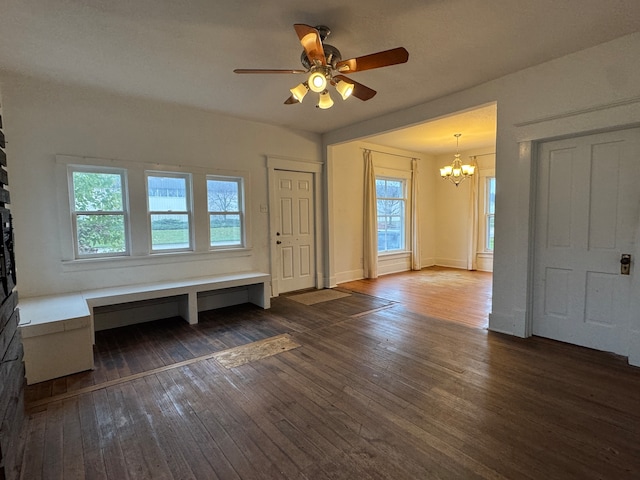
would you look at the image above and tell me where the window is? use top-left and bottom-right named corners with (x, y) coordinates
top-left (376, 177), bottom-right (407, 253)
top-left (60, 155), bottom-right (252, 262)
top-left (484, 176), bottom-right (496, 252)
top-left (69, 167), bottom-right (128, 257)
top-left (146, 172), bottom-right (192, 252)
top-left (207, 176), bottom-right (244, 248)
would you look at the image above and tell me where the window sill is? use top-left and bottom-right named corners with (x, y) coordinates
top-left (378, 250), bottom-right (411, 260)
top-left (61, 248), bottom-right (252, 272)
top-left (477, 252), bottom-right (494, 258)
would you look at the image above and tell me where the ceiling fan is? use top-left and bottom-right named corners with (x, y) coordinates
top-left (234, 24), bottom-right (409, 109)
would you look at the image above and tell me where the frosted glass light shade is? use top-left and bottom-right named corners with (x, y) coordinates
top-left (335, 79), bottom-right (354, 100)
top-left (290, 83), bottom-right (308, 102)
top-left (317, 90), bottom-right (334, 109)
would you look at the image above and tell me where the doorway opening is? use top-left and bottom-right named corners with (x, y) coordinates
top-left (328, 102), bottom-right (497, 327)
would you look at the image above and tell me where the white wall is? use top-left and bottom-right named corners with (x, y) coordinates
top-left (435, 149), bottom-right (495, 271)
top-left (0, 73), bottom-right (322, 297)
top-left (324, 32), bottom-right (640, 352)
top-left (328, 141), bottom-right (494, 284)
top-left (327, 141), bottom-right (435, 285)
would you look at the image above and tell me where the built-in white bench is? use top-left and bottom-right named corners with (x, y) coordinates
top-left (18, 271), bottom-right (271, 384)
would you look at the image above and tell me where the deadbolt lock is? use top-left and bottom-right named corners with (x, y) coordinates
top-left (621, 254), bottom-right (631, 275)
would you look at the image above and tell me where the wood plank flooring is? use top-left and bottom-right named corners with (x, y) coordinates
top-left (18, 271), bottom-right (640, 479)
top-left (338, 266), bottom-right (492, 328)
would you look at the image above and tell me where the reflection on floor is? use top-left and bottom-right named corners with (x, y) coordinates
top-left (338, 266), bottom-right (492, 329)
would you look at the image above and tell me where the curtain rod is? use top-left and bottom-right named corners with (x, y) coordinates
top-left (363, 147), bottom-right (495, 159)
top-left (469, 152), bottom-right (496, 158)
top-left (362, 148), bottom-right (417, 160)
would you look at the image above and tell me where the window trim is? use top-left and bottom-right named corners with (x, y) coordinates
top-left (375, 173), bottom-right (410, 255)
top-left (56, 155), bottom-right (253, 265)
top-left (479, 170), bottom-right (496, 254)
top-left (206, 175), bottom-right (246, 250)
top-left (145, 171), bottom-right (194, 253)
top-left (68, 165), bottom-right (130, 259)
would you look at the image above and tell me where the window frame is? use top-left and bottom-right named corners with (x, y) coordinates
top-left (68, 165), bottom-right (130, 259)
top-left (57, 155), bottom-right (253, 267)
top-left (480, 173), bottom-right (496, 253)
top-left (145, 171), bottom-right (194, 253)
top-left (206, 175), bottom-right (245, 249)
top-left (375, 175), bottom-right (409, 255)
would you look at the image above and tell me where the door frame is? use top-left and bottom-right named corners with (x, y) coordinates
top-left (514, 99), bottom-right (640, 364)
top-left (267, 156), bottom-right (324, 297)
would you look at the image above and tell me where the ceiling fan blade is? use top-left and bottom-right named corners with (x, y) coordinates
top-left (234, 68), bottom-right (307, 74)
top-left (333, 75), bottom-right (377, 101)
top-left (284, 95), bottom-right (300, 105)
top-left (336, 47), bottom-right (409, 73)
top-left (294, 24), bottom-right (326, 66)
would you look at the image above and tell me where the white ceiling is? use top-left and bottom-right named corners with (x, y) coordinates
top-left (365, 103), bottom-right (497, 155)
top-left (1, 0), bottom-right (639, 146)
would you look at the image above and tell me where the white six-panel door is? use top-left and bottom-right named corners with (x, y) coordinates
top-left (533, 127), bottom-right (640, 355)
top-left (274, 170), bottom-right (316, 293)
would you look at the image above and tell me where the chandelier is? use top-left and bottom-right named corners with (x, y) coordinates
top-left (440, 133), bottom-right (476, 186)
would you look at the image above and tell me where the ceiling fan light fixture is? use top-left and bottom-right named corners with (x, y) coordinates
top-left (290, 82), bottom-right (309, 102)
top-left (308, 70), bottom-right (328, 93)
top-left (335, 79), bottom-right (354, 100)
top-left (317, 90), bottom-right (334, 109)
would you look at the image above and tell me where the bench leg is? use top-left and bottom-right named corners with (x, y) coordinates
top-left (187, 291), bottom-right (199, 324)
top-left (177, 293), bottom-right (198, 325)
top-left (248, 282), bottom-right (270, 309)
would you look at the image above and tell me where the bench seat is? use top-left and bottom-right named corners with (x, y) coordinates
top-left (19, 271), bottom-right (271, 384)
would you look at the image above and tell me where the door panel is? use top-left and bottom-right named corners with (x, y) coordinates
top-left (275, 170), bottom-right (316, 293)
top-left (281, 246), bottom-right (294, 280)
top-left (533, 127), bottom-right (640, 356)
top-left (584, 272), bottom-right (615, 325)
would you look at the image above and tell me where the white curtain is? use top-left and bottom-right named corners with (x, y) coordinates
top-left (363, 149), bottom-right (378, 278)
top-left (411, 158), bottom-right (421, 271)
top-left (467, 170), bottom-right (479, 270)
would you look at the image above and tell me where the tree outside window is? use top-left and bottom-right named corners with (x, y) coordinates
top-left (207, 177), bottom-right (244, 248)
top-left (71, 169), bottom-right (128, 257)
top-left (376, 177), bottom-right (406, 253)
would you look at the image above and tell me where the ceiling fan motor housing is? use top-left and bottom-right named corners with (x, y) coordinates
top-left (301, 43), bottom-right (342, 70)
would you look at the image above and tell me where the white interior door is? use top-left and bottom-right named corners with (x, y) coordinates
top-left (533, 127), bottom-right (640, 356)
top-left (274, 170), bottom-right (316, 293)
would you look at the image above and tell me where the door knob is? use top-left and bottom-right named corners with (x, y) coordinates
top-left (621, 254), bottom-right (631, 275)
top-left (276, 240), bottom-right (282, 245)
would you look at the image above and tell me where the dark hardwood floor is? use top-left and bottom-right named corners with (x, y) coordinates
top-left (19, 270), bottom-right (640, 479)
